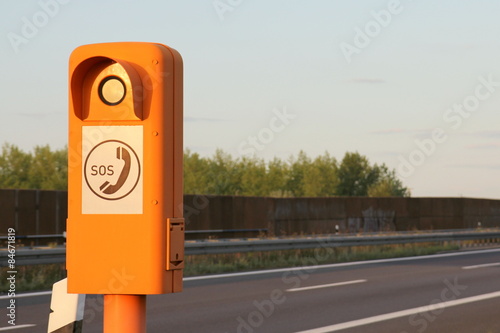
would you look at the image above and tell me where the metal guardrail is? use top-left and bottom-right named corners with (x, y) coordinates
top-left (0, 229), bottom-right (269, 242)
top-left (1, 248), bottom-right (67, 266)
top-left (185, 228), bottom-right (268, 235)
top-left (1, 230), bottom-right (500, 266)
top-left (185, 230), bottom-right (500, 255)
top-left (0, 234), bottom-right (65, 241)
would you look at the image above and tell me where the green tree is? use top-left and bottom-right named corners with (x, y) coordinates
top-left (368, 165), bottom-right (410, 197)
top-left (285, 151), bottom-right (310, 197)
top-left (206, 149), bottom-right (241, 195)
top-left (29, 145), bottom-right (68, 190)
top-left (238, 156), bottom-right (268, 196)
top-left (0, 143), bottom-right (68, 190)
top-left (336, 152), bottom-right (379, 196)
top-left (182, 149), bottom-right (408, 198)
top-left (184, 149), bottom-right (210, 194)
top-left (266, 157), bottom-right (290, 197)
top-left (303, 152), bottom-right (338, 197)
top-left (0, 143), bottom-right (32, 189)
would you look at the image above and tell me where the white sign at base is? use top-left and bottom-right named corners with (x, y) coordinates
top-left (48, 278), bottom-right (85, 333)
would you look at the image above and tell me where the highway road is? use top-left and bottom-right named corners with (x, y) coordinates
top-left (1, 248), bottom-right (500, 332)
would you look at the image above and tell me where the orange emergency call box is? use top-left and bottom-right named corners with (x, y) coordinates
top-left (67, 42), bottom-right (183, 294)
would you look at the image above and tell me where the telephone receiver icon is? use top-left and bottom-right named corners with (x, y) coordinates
top-left (99, 146), bottom-right (131, 195)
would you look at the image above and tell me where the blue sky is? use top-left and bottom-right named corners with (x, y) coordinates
top-left (1, 0), bottom-right (500, 198)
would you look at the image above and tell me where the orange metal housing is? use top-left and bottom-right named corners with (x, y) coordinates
top-left (67, 42), bottom-right (183, 294)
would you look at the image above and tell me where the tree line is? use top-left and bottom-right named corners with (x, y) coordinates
top-left (0, 143), bottom-right (410, 197)
top-left (0, 143), bottom-right (67, 191)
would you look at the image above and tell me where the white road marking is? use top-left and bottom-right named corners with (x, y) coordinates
top-left (286, 279), bottom-right (367, 292)
top-left (0, 325), bottom-right (36, 331)
top-left (293, 290), bottom-right (500, 333)
top-left (462, 262), bottom-right (500, 270)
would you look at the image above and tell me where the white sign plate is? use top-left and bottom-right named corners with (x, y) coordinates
top-left (82, 126), bottom-right (143, 214)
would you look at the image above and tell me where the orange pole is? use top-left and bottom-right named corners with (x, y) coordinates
top-left (104, 295), bottom-right (146, 333)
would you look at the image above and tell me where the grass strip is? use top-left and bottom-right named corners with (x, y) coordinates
top-left (183, 242), bottom-right (460, 276)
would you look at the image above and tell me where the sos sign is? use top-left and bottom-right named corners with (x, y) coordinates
top-left (81, 127), bottom-right (143, 211)
top-left (67, 42), bottom-right (184, 295)
top-left (84, 139), bottom-right (141, 201)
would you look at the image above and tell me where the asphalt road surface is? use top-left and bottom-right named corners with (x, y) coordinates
top-left (1, 248), bottom-right (500, 332)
